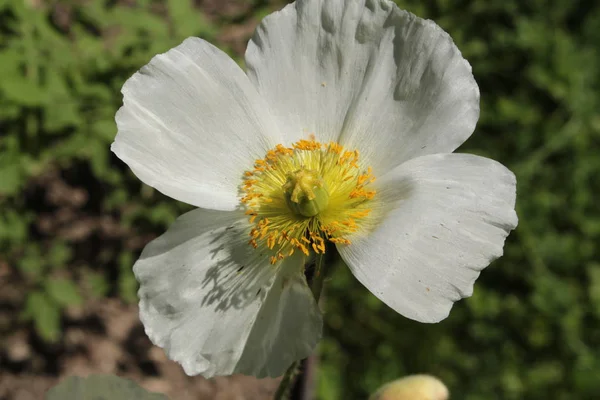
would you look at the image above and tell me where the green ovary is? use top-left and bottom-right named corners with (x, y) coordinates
top-left (283, 168), bottom-right (330, 217)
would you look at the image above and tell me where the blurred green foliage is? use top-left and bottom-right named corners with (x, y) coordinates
top-left (0, 0), bottom-right (598, 399)
top-left (321, 1), bottom-right (600, 399)
top-left (0, 0), bottom-right (217, 342)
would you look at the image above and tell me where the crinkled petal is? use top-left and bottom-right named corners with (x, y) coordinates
top-left (245, 0), bottom-right (479, 174)
top-left (134, 208), bottom-right (321, 377)
top-left (235, 257), bottom-right (322, 377)
top-left (113, 37), bottom-right (281, 210)
top-left (337, 154), bottom-right (517, 323)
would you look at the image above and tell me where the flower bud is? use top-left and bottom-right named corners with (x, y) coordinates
top-left (369, 375), bottom-right (449, 400)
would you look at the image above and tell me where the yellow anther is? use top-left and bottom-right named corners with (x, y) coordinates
top-left (240, 138), bottom-right (377, 263)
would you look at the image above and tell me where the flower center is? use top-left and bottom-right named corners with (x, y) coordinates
top-left (283, 168), bottom-right (329, 217)
top-left (241, 138), bottom-right (377, 264)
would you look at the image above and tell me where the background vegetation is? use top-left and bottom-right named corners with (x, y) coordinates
top-left (1, 0), bottom-right (599, 399)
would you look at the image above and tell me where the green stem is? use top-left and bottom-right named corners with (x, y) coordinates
top-left (273, 253), bottom-right (326, 400)
top-left (310, 252), bottom-right (326, 303)
top-left (273, 361), bottom-right (300, 400)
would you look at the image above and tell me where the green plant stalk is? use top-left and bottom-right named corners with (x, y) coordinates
top-left (310, 252), bottom-right (326, 303)
top-left (273, 361), bottom-right (300, 400)
top-left (273, 253), bottom-right (326, 400)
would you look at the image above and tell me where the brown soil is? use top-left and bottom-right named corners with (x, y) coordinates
top-left (0, 162), bottom-right (281, 400)
top-left (0, 297), bottom-right (280, 399)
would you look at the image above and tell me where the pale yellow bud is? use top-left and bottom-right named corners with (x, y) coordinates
top-left (369, 375), bottom-right (449, 400)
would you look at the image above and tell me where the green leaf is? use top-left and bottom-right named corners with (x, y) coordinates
top-left (91, 119), bottom-right (118, 142)
top-left (118, 252), bottom-right (138, 304)
top-left (48, 242), bottom-right (74, 268)
top-left (18, 244), bottom-right (44, 278)
top-left (587, 263), bottom-right (600, 318)
top-left (84, 271), bottom-right (110, 299)
top-left (168, 0), bottom-right (216, 39)
top-left (23, 291), bottom-right (61, 342)
top-left (0, 154), bottom-right (25, 195)
top-left (46, 374), bottom-right (168, 400)
top-left (46, 278), bottom-right (83, 307)
top-left (0, 74), bottom-right (46, 106)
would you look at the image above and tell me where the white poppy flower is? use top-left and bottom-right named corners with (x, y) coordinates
top-left (112, 0), bottom-right (518, 378)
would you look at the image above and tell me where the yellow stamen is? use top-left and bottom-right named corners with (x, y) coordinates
top-left (240, 138), bottom-right (379, 264)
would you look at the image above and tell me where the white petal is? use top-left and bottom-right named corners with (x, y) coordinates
top-left (245, 0), bottom-right (478, 173)
top-left (337, 154), bottom-right (517, 323)
top-left (113, 37), bottom-right (281, 210)
top-left (235, 258), bottom-right (322, 377)
top-left (134, 208), bottom-right (321, 377)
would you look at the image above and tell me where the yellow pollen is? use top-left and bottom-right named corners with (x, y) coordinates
top-left (240, 138), bottom-right (378, 264)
